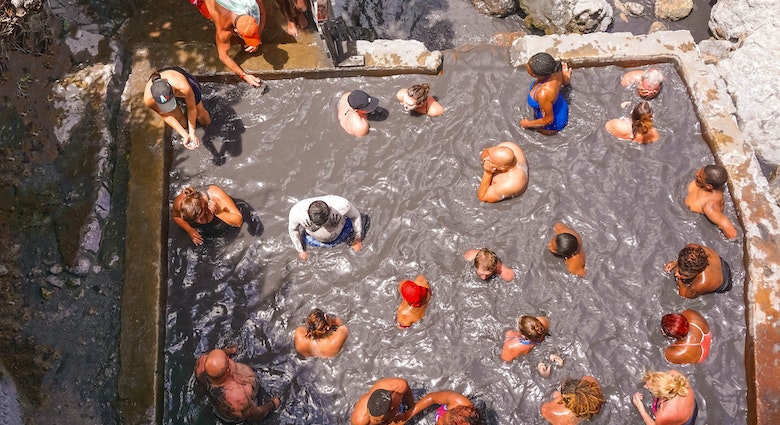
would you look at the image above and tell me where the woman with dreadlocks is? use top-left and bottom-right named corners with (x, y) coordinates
top-left (541, 376), bottom-right (604, 424)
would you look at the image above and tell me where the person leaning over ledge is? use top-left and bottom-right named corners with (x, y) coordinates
top-left (478, 141), bottom-right (528, 203)
top-left (338, 90), bottom-right (380, 137)
top-left (288, 195), bottom-right (363, 261)
top-left (685, 164), bottom-right (738, 240)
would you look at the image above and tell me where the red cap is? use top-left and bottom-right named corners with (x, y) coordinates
top-left (401, 280), bottom-right (428, 307)
top-left (235, 15), bottom-right (260, 47)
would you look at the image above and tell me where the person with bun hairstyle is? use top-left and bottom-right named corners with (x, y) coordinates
top-left (293, 308), bottom-right (348, 358)
top-left (396, 275), bottom-right (432, 329)
top-left (501, 315), bottom-right (549, 362)
top-left (605, 101), bottom-right (660, 144)
top-left (171, 185), bottom-right (243, 245)
top-left (632, 370), bottom-right (698, 425)
top-left (396, 84), bottom-right (444, 117)
top-left (520, 52), bottom-right (572, 135)
top-left (541, 376), bottom-right (604, 424)
top-left (661, 310), bottom-right (711, 364)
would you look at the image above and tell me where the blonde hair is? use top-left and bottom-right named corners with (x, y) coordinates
top-left (406, 84), bottom-right (430, 106)
top-left (179, 187), bottom-right (205, 222)
top-left (642, 371), bottom-right (690, 399)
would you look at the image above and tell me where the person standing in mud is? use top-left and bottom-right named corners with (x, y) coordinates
top-left (288, 195), bottom-right (363, 261)
top-left (143, 68), bottom-right (212, 149)
top-left (664, 243), bottom-right (733, 298)
top-left (338, 90), bottom-right (380, 137)
top-left (685, 165), bottom-right (738, 239)
top-left (275, 0), bottom-right (311, 37)
top-left (194, 347), bottom-right (281, 422)
top-left (199, 0), bottom-right (268, 88)
top-left (520, 52), bottom-right (571, 135)
top-left (171, 185), bottom-right (243, 245)
top-left (477, 141), bottom-right (528, 203)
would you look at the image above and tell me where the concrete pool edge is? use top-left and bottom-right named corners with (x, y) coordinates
top-left (118, 31), bottom-right (780, 424)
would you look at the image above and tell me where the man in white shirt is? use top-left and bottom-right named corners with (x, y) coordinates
top-left (288, 195), bottom-right (363, 261)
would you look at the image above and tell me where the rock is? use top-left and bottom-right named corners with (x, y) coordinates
top-left (624, 2), bottom-right (644, 15)
top-left (769, 167), bottom-right (780, 206)
top-left (40, 287), bottom-right (54, 300)
top-left (649, 21), bottom-right (668, 33)
top-left (469, 0), bottom-right (518, 17)
top-left (0, 264), bottom-right (8, 277)
top-left (66, 277), bottom-right (81, 287)
top-left (49, 264), bottom-right (63, 274)
top-left (698, 39), bottom-right (735, 64)
top-left (46, 275), bottom-right (65, 288)
top-left (655, 0), bottom-right (693, 21)
top-left (519, 0), bottom-right (613, 34)
top-left (709, 0), bottom-right (780, 42)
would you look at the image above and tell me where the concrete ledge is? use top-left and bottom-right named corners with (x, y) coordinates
top-left (511, 30), bottom-right (780, 425)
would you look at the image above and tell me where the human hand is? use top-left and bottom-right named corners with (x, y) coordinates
top-left (244, 44), bottom-right (259, 53)
top-left (242, 73), bottom-right (265, 88)
top-left (184, 132), bottom-right (200, 150)
top-left (664, 261), bottom-right (677, 273)
top-left (632, 392), bottom-right (644, 409)
top-left (351, 238), bottom-right (363, 252)
top-left (562, 62), bottom-right (572, 78)
top-left (189, 229), bottom-right (204, 245)
top-left (223, 345), bottom-right (238, 356)
top-left (298, 251), bottom-right (308, 261)
top-left (520, 118), bottom-right (532, 129)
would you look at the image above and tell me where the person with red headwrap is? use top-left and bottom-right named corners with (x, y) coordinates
top-left (396, 275), bottom-right (431, 329)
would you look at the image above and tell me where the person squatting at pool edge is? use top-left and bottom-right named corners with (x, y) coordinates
top-left (351, 377), bottom-right (415, 425)
top-left (685, 165), bottom-right (739, 239)
top-left (274, 0), bottom-right (310, 38)
top-left (541, 376), bottom-right (604, 424)
top-left (396, 275), bottom-right (431, 329)
top-left (661, 310), bottom-right (712, 364)
top-left (293, 308), bottom-right (348, 358)
top-left (288, 195), bottom-right (363, 261)
top-left (396, 84), bottom-right (444, 117)
top-left (664, 243), bottom-right (732, 298)
top-left (501, 315), bottom-right (549, 362)
top-left (549, 221), bottom-right (586, 277)
top-left (194, 347), bottom-right (281, 422)
top-left (621, 66), bottom-right (664, 100)
top-left (143, 67), bottom-right (212, 149)
top-left (171, 185), bottom-right (243, 245)
top-left (605, 101), bottom-right (659, 144)
top-left (191, 0), bottom-right (268, 88)
top-left (338, 89), bottom-right (381, 137)
top-left (463, 248), bottom-right (515, 281)
top-left (478, 141), bottom-right (528, 203)
top-left (632, 370), bottom-right (698, 425)
top-left (520, 52), bottom-right (571, 135)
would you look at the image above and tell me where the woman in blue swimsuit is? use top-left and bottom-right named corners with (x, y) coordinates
top-left (520, 52), bottom-right (571, 135)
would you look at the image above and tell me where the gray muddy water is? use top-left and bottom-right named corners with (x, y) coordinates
top-left (164, 46), bottom-right (745, 424)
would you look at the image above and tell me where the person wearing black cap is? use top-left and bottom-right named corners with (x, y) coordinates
top-left (143, 68), bottom-right (212, 149)
top-left (338, 90), bottom-right (380, 137)
top-left (350, 377), bottom-right (415, 425)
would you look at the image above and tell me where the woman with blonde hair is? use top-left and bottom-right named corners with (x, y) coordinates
top-left (171, 185), bottom-right (243, 245)
top-left (501, 315), bottom-right (549, 362)
top-left (396, 84), bottom-right (444, 117)
top-left (632, 370), bottom-right (698, 425)
top-left (606, 101), bottom-right (659, 144)
top-left (541, 376), bottom-right (604, 424)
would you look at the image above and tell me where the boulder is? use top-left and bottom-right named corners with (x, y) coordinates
top-left (709, 0), bottom-right (780, 42)
top-left (469, 0), bottom-right (518, 17)
top-left (654, 0), bottom-right (692, 21)
top-left (519, 0), bottom-right (613, 34)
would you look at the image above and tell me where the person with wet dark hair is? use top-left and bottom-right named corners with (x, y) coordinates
top-left (548, 222), bottom-right (586, 277)
top-left (541, 376), bottom-right (604, 424)
top-left (293, 308), bottom-right (348, 358)
top-left (288, 195), bottom-right (363, 261)
top-left (171, 185), bottom-right (243, 245)
top-left (664, 243), bottom-right (732, 298)
top-left (621, 66), bottom-right (664, 99)
top-left (396, 83), bottom-right (444, 117)
top-left (685, 165), bottom-right (738, 239)
top-left (463, 248), bottom-right (515, 281)
top-left (605, 101), bottom-right (659, 144)
top-left (143, 67), bottom-right (212, 149)
top-left (194, 347), bottom-right (281, 422)
top-left (351, 377), bottom-right (415, 425)
top-left (520, 52), bottom-right (571, 135)
top-left (661, 310), bottom-right (711, 364)
top-left (400, 390), bottom-right (483, 425)
top-left (501, 315), bottom-right (549, 362)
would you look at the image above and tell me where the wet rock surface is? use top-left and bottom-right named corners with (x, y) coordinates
top-left (519, 0), bottom-right (613, 34)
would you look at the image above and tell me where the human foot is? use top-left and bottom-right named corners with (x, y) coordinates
top-left (537, 362), bottom-right (551, 378)
top-left (285, 21), bottom-right (299, 37)
top-left (550, 354), bottom-right (564, 367)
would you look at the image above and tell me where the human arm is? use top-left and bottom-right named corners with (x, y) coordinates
top-left (171, 194), bottom-right (204, 245)
top-left (215, 27), bottom-right (264, 87)
top-left (676, 279), bottom-right (700, 299)
top-left (287, 208), bottom-right (307, 260)
top-left (181, 81), bottom-right (201, 149)
top-left (477, 171), bottom-right (504, 203)
top-left (702, 203), bottom-right (738, 239)
top-left (632, 392), bottom-right (657, 425)
top-left (207, 186), bottom-right (243, 227)
top-left (398, 391), bottom-right (470, 423)
top-left (243, 397), bottom-right (280, 421)
top-left (561, 62), bottom-right (571, 85)
top-left (463, 249), bottom-right (478, 261)
top-left (341, 200), bottom-right (363, 251)
top-left (520, 86), bottom-right (556, 129)
top-left (664, 260), bottom-right (677, 273)
top-left (496, 261), bottom-right (515, 281)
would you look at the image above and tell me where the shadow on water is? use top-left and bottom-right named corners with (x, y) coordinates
top-left (200, 85), bottom-right (247, 166)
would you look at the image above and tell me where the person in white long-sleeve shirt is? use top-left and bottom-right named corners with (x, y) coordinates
top-left (288, 195), bottom-right (363, 261)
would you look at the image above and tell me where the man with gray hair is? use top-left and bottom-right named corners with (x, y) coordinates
top-left (620, 66), bottom-right (664, 99)
top-left (288, 195), bottom-right (363, 261)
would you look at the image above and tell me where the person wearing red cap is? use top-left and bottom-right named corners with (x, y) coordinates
top-left (338, 90), bottom-right (381, 137)
top-left (194, 347), bottom-right (280, 422)
top-left (396, 275), bottom-right (431, 329)
top-left (202, 0), bottom-right (267, 88)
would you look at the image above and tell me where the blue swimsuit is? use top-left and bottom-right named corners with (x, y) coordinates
top-left (527, 80), bottom-right (568, 131)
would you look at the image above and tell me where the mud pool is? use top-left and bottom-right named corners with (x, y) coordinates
top-left (163, 47), bottom-right (745, 424)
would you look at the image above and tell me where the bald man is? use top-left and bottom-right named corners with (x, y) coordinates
top-left (194, 348), bottom-right (280, 422)
top-left (477, 141), bottom-right (528, 203)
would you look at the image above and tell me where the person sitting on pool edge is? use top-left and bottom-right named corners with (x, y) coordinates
top-left (288, 195), bottom-right (363, 261)
top-left (541, 376), bottom-right (604, 424)
top-left (338, 89), bottom-right (380, 137)
top-left (664, 243), bottom-right (732, 298)
top-left (661, 310), bottom-right (711, 364)
top-left (143, 67), bottom-right (212, 149)
top-left (501, 315), bottom-right (549, 362)
top-left (396, 84), bottom-right (444, 117)
top-left (294, 308), bottom-right (348, 358)
top-left (520, 52), bottom-right (571, 135)
top-left (685, 164), bottom-right (738, 240)
top-left (400, 390), bottom-right (482, 424)
top-left (605, 101), bottom-right (659, 144)
top-left (463, 248), bottom-right (515, 282)
top-left (549, 221), bottom-right (586, 277)
top-left (194, 347), bottom-right (281, 422)
top-left (621, 66), bottom-right (664, 100)
top-left (396, 275), bottom-right (431, 329)
top-left (478, 141), bottom-right (528, 203)
top-left (351, 377), bottom-right (416, 425)
top-left (171, 185), bottom-right (243, 245)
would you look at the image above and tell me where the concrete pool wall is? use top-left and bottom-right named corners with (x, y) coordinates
top-left (118, 31), bottom-right (780, 424)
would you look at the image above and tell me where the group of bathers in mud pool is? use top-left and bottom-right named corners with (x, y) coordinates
top-left (148, 45), bottom-right (738, 423)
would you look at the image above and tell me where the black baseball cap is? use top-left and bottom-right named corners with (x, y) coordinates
top-left (347, 90), bottom-right (379, 112)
